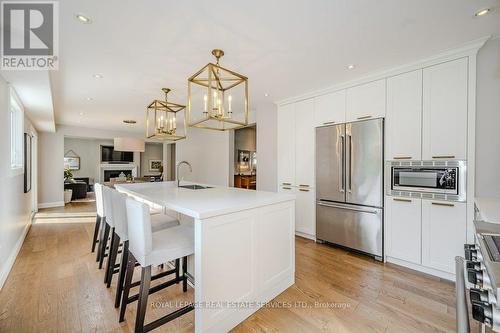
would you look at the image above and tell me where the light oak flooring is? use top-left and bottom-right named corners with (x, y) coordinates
top-left (0, 206), bottom-right (477, 332)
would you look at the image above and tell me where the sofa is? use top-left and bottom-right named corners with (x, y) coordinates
top-left (64, 181), bottom-right (88, 200)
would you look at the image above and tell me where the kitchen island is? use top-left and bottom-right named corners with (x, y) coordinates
top-left (115, 182), bottom-right (296, 333)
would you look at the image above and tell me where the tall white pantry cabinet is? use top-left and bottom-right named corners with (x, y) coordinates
top-left (276, 39), bottom-right (484, 280)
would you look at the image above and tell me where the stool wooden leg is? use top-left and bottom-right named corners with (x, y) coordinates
top-left (98, 222), bottom-right (110, 268)
top-left (120, 252), bottom-right (136, 323)
top-left (136, 266), bottom-right (152, 333)
top-left (182, 256), bottom-right (188, 292)
top-left (175, 258), bottom-right (180, 283)
top-left (91, 215), bottom-right (101, 253)
top-left (115, 240), bottom-right (129, 308)
top-left (106, 230), bottom-right (120, 287)
top-left (104, 228), bottom-right (116, 284)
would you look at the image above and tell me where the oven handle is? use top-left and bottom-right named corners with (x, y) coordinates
top-left (455, 256), bottom-right (470, 333)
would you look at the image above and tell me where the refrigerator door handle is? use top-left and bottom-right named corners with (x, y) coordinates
top-left (347, 134), bottom-right (352, 192)
top-left (339, 135), bottom-right (345, 193)
top-left (317, 201), bottom-right (379, 214)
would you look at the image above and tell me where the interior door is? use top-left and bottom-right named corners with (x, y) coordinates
top-left (346, 119), bottom-right (383, 207)
top-left (315, 124), bottom-right (345, 202)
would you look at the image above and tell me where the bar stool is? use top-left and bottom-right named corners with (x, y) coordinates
top-left (103, 186), bottom-right (181, 288)
top-left (108, 189), bottom-right (181, 307)
top-left (122, 198), bottom-right (194, 333)
top-left (91, 183), bottom-right (104, 254)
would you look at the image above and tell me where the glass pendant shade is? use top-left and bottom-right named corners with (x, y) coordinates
top-left (188, 49), bottom-right (248, 131)
top-left (146, 88), bottom-right (187, 141)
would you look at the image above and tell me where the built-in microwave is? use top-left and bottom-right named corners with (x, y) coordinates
top-left (386, 160), bottom-right (466, 202)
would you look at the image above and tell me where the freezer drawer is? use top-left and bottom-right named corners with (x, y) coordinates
top-left (316, 201), bottom-right (383, 257)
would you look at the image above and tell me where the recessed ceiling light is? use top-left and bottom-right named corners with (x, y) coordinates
top-left (86, 97), bottom-right (93, 101)
top-left (75, 14), bottom-right (92, 24)
top-left (123, 119), bottom-right (137, 124)
top-left (347, 64), bottom-right (355, 70)
top-left (264, 93), bottom-right (269, 97)
top-left (92, 74), bottom-right (103, 79)
top-left (79, 112), bottom-right (84, 116)
top-left (475, 8), bottom-right (491, 16)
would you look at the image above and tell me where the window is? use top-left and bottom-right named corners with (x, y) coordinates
top-left (10, 87), bottom-right (24, 171)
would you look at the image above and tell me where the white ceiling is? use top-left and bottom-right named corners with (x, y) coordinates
top-left (50, 0), bottom-right (500, 133)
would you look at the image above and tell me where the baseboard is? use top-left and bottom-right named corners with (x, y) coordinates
top-left (38, 201), bottom-right (64, 209)
top-left (295, 231), bottom-right (316, 241)
top-left (0, 221), bottom-right (31, 290)
top-left (386, 256), bottom-right (455, 281)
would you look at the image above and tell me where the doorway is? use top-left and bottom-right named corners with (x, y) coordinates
top-left (233, 125), bottom-right (256, 190)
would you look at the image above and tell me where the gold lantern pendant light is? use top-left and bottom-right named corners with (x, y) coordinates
top-left (188, 49), bottom-right (249, 131)
top-left (146, 88), bottom-right (187, 141)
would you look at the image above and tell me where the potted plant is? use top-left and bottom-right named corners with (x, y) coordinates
top-left (64, 168), bottom-right (74, 204)
top-left (64, 168), bottom-right (74, 183)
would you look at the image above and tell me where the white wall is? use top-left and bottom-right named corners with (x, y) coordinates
top-left (256, 103), bottom-right (278, 192)
top-left (38, 125), bottom-right (144, 207)
top-left (38, 130), bottom-right (64, 207)
top-left (141, 143), bottom-right (163, 176)
top-left (175, 127), bottom-right (231, 186)
top-left (64, 137), bottom-right (114, 181)
top-left (0, 75), bottom-right (38, 289)
top-left (476, 37), bottom-right (500, 198)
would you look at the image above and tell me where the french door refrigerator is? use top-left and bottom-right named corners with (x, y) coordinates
top-left (316, 118), bottom-right (383, 260)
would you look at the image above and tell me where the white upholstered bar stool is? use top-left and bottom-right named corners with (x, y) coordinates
top-left (108, 189), bottom-right (180, 308)
top-left (92, 183), bottom-right (105, 255)
top-left (122, 197), bottom-right (194, 333)
top-left (103, 186), bottom-right (181, 288)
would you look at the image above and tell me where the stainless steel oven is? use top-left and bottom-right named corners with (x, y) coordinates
top-left (386, 160), bottom-right (466, 202)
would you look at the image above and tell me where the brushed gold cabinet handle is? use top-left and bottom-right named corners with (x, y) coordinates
top-left (357, 115), bottom-right (372, 120)
top-left (393, 198), bottom-right (412, 202)
top-left (432, 202), bottom-right (455, 207)
top-left (299, 189), bottom-right (309, 192)
top-left (432, 155), bottom-right (455, 159)
top-left (282, 187), bottom-right (292, 190)
top-left (393, 156), bottom-right (412, 160)
top-left (299, 184), bottom-right (310, 187)
top-left (282, 182), bottom-right (292, 186)
top-left (323, 121), bottom-right (336, 125)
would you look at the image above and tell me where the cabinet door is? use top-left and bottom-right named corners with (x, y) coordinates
top-left (386, 70), bottom-right (422, 160)
top-left (422, 200), bottom-right (466, 273)
top-left (295, 99), bottom-right (315, 188)
top-left (296, 187), bottom-right (315, 236)
top-left (277, 104), bottom-right (295, 186)
top-left (386, 197), bottom-right (421, 264)
top-left (313, 90), bottom-right (346, 127)
top-left (346, 79), bottom-right (386, 122)
top-left (422, 58), bottom-right (468, 160)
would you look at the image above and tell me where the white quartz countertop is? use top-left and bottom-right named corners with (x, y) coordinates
top-left (475, 197), bottom-right (500, 224)
top-left (115, 181), bottom-right (296, 219)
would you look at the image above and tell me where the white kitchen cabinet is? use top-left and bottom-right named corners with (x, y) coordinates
top-left (422, 200), bottom-right (466, 274)
top-left (386, 197), bottom-right (422, 264)
top-left (313, 90), bottom-right (346, 126)
top-left (422, 58), bottom-right (468, 160)
top-left (346, 79), bottom-right (386, 122)
top-left (277, 103), bottom-right (295, 186)
top-left (386, 70), bottom-right (423, 160)
top-left (295, 187), bottom-right (315, 236)
top-left (294, 99), bottom-right (315, 188)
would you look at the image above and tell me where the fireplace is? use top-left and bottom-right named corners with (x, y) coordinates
top-left (104, 170), bottom-right (134, 182)
top-left (99, 163), bottom-right (137, 182)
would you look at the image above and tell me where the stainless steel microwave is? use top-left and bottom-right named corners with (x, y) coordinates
top-left (386, 160), bottom-right (466, 202)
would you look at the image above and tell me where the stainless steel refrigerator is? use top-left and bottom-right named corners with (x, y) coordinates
top-left (316, 118), bottom-right (383, 260)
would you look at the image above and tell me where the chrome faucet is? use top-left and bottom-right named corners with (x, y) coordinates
top-left (176, 161), bottom-right (192, 187)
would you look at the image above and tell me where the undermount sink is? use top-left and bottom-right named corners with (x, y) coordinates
top-left (179, 184), bottom-right (212, 190)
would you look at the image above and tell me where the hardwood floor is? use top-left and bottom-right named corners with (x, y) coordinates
top-left (0, 208), bottom-right (473, 332)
